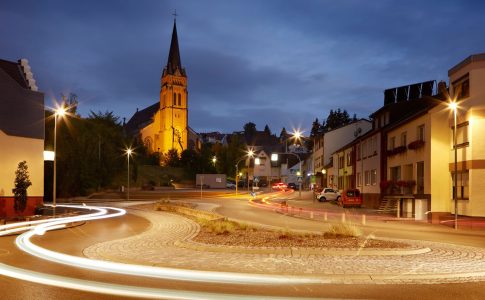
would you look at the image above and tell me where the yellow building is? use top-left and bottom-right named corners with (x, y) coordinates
top-left (126, 20), bottom-right (189, 156)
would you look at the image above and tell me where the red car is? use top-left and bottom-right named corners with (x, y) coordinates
top-left (272, 182), bottom-right (287, 190)
top-left (338, 189), bottom-right (363, 208)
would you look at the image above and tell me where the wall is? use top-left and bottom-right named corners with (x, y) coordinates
top-left (0, 130), bottom-right (44, 217)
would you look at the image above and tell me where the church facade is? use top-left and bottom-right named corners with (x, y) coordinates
top-left (126, 20), bottom-right (194, 156)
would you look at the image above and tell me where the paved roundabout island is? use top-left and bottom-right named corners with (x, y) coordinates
top-left (84, 204), bottom-right (485, 285)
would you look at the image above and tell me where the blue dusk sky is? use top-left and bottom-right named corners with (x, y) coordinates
top-left (2, 0), bottom-right (485, 134)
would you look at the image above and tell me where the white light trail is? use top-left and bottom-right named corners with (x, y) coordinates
top-left (1, 203), bottom-right (326, 299)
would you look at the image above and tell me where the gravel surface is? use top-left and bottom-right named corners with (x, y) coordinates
top-left (193, 227), bottom-right (411, 248)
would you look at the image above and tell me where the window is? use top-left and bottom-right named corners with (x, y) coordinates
top-left (371, 169), bottom-right (377, 185)
top-left (356, 143), bottom-right (361, 160)
top-left (417, 125), bottom-right (425, 141)
top-left (346, 151), bottom-right (352, 166)
top-left (173, 93), bottom-right (176, 106)
top-left (390, 166), bottom-right (401, 181)
top-left (389, 136), bottom-right (396, 150)
top-left (364, 171), bottom-right (370, 186)
top-left (401, 132), bottom-right (407, 147)
top-left (417, 161), bottom-right (424, 194)
top-left (362, 141), bottom-right (367, 158)
top-left (453, 122), bottom-right (469, 147)
top-left (452, 74), bottom-right (470, 100)
top-left (338, 156), bottom-right (344, 168)
top-left (357, 172), bottom-right (362, 187)
top-left (178, 93), bottom-right (182, 106)
top-left (452, 170), bottom-right (469, 199)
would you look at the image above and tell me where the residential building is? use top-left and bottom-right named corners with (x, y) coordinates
top-left (444, 53), bottom-right (485, 217)
top-left (313, 119), bottom-right (372, 188)
top-left (0, 58), bottom-right (44, 217)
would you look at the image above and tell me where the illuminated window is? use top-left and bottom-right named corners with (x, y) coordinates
top-left (452, 170), bottom-right (469, 199)
top-left (453, 122), bottom-right (469, 147)
top-left (401, 132), bottom-right (407, 147)
top-left (417, 125), bottom-right (425, 141)
top-left (364, 171), bottom-right (370, 186)
top-left (371, 169), bottom-right (377, 185)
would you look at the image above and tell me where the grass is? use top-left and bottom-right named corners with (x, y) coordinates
top-left (324, 222), bottom-right (362, 238)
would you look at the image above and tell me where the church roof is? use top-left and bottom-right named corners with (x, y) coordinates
top-left (164, 21), bottom-right (186, 77)
top-left (124, 101), bottom-right (159, 136)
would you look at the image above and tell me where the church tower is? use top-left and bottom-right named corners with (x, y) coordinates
top-left (159, 20), bottom-right (188, 155)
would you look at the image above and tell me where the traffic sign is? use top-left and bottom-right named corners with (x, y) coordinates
top-left (254, 176), bottom-right (260, 183)
top-left (297, 176), bottom-right (303, 183)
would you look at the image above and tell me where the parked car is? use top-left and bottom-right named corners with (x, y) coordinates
top-left (317, 188), bottom-right (341, 202)
top-left (287, 183), bottom-right (297, 190)
top-left (272, 182), bottom-right (287, 190)
top-left (226, 181), bottom-right (236, 189)
top-left (339, 189), bottom-right (362, 208)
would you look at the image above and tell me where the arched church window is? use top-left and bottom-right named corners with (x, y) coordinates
top-left (178, 93), bottom-right (181, 106)
top-left (173, 93), bottom-right (176, 106)
top-left (144, 137), bottom-right (153, 152)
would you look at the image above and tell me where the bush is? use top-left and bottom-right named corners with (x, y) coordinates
top-left (325, 223), bottom-right (362, 238)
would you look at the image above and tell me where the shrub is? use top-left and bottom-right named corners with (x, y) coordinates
top-left (12, 161), bottom-right (32, 213)
top-left (325, 223), bottom-right (362, 238)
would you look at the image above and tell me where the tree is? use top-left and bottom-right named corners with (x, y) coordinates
top-left (308, 118), bottom-right (323, 152)
top-left (243, 122), bottom-right (257, 142)
top-left (322, 108), bottom-right (353, 132)
top-left (162, 149), bottom-right (180, 167)
top-left (12, 161), bottom-right (32, 212)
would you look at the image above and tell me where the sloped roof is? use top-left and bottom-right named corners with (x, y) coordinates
top-left (0, 59), bottom-right (28, 88)
top-left (0, 58), bottom-right (44, 139)
top-left (124, 102), bottom-right (159, 135)
top-left (164, 21), bottom-right (186, 77)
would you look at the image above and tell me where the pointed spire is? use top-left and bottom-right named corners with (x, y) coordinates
top-left (165, 20), bottom-right (185, 76)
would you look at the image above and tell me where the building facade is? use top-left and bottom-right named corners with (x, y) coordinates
top-left (0, 58), bottom-right (44, 217)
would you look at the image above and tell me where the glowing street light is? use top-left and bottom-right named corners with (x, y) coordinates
top-left (212, 156), bottom-right (217, 166)
top-left (53, 105), bottom-right (67, 212)
top-left (449, 100), bottom-right (458, 230)
top-left (235, 148), bottom-right (255, 196)
top-left (125, 148), bottom-right (133, 201)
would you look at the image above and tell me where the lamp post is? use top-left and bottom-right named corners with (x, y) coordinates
top-left (53, 106), bottom-right (66, 213)
top-left (449, 101), bottom-right (458, 230)
top-left (247, 149), bottom-right (254, 193)
top-left (235, 149), bottom-right (254, 196)
top-left (125, 148), bottom-right (133, 201)
top-left (212, 156), bottom-right (217, 166)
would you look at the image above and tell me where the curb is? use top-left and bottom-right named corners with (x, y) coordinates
top-left (174, 239), bottom-right (431, 256)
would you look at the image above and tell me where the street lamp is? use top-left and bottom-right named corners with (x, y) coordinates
top-left (449, 100), bottom-right (458, 230)
top-left (235, 149), bottom-right (254, 196)
top-left (53, 105), bottom-right (67, 212)
top-left (212, 156), bottom-right (217, 166)
top-left (125, 148), bottom-right (133, 201)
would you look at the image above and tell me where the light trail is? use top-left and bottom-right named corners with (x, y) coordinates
top-left (0, 263), bottom-right (323, 300)
top-left (0, 203), bottom-right (327, 299)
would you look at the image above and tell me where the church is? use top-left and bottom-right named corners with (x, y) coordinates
top-left (125, 19), bottom-right (199, 157)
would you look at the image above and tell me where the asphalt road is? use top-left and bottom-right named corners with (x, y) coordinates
top-left (1, 190), bottom-right (485, 299)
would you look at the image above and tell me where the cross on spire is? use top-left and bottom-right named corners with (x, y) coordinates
top-left (172, 9), bottom-right (177, 22)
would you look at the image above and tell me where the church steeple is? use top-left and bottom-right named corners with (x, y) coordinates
top-left (165, 20), bottom-right (186, 77)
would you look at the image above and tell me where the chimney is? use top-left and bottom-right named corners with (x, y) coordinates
top-left (437, 81), bottom-right (449, 99)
